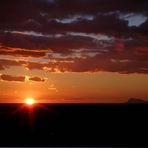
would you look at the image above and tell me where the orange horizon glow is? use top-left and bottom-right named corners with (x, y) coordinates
top-left (0, 70), bottom-right (148, 103)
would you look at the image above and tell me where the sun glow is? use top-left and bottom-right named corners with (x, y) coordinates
top-left (25, 97), bottom-right (35, 105)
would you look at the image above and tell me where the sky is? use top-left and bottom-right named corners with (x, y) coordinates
top-left (0, 0), bottom-right (148, 103)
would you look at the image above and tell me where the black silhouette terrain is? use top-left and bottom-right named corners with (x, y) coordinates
top-left (127, 98), bottom-right (148, 104)
top-left (0, 103), bottom-right (147, 146)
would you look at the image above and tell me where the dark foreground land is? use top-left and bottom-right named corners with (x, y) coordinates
top-left (0, 103), bottom-right (147, 146)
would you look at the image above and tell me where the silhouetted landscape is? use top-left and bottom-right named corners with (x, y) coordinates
top-left (127, 98), bottom-right (148, 104)
top-left (0, 102), bottom-right (148, 146)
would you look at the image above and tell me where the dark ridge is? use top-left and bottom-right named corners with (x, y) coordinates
top-left (127, 98), bottom-right (148, 104)
top-left (0, 103), bottom-right (147, 146)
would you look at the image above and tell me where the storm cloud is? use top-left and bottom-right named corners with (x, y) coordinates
top-left (0, 0), bottom-right (148, 74)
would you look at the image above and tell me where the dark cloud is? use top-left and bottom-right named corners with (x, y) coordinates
top-left (42, 14), bottom-right (130, 36)
top-left (29, 76), bottom-right (45, 82)
top-left (0, 51), bottom-right (148, 73)
top-left (0, 73), bottom-right (46, 83)
top-left (0, 0), bottom-right (148, 74)
top-left (0, 32), bottom-right (97, 51)
top-left (0, 47), bottom-right (46, 57)
top-left (0, 0), bottom-right (147, 35)
top-left (19, 54), bottom-right (148, 74)
top-left (0, 74), bottom-right (25, 82)
top-left (139, 19), bottom-right (148, 34)
top-left (0, 0), bottom-right (147, 21)
top-left (0, 59), bottom-right (23, 70)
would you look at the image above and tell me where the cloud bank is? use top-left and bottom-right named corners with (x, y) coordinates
top-left (0, 74), bottom-right (46, 83)
top-left (0, 0), bottom-right (148, 74)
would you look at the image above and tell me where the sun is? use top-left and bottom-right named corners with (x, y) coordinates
top-left (25, 97), bottom-right (35, 105)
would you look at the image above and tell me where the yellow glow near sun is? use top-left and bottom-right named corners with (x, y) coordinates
top-left (25, 97), bottom-right (35, 105)
top-left (25, 75), bottom-right (30, 82)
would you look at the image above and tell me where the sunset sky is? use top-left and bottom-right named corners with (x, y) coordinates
top-left (0, 0), bottom-right (148, 103)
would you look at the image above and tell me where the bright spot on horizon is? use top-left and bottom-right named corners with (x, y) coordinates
top-left (25, 97), bottom-right (35, 105)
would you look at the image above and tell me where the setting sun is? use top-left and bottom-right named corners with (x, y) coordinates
top-left (25, 97), bottom-right (35, 105)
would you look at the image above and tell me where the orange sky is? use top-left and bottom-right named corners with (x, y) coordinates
top-left (0, 66), bottom-right (148, 103)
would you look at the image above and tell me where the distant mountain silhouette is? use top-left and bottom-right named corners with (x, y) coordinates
top-left (127, 98), bottom-right (148, 104)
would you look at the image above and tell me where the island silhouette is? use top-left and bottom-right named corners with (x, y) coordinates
top-left (127, 98), bottom-right (148, 104)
